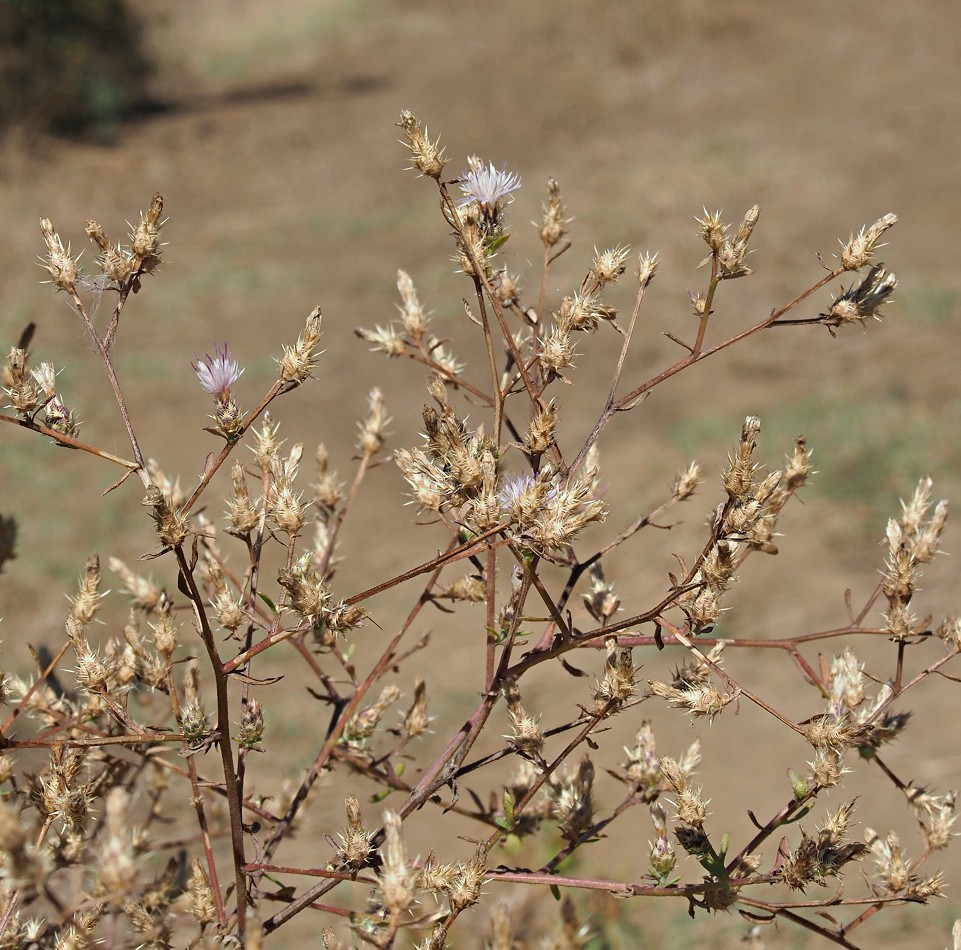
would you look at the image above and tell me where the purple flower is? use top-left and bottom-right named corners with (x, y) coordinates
top-left (499, 472), bottom-right (536, 511)
top-left (192, 343), bottom-right (244, 398)
top-left (458, 161), bottom-right (521, 211)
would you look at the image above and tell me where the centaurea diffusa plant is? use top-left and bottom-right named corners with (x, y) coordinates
top-left (0, 111), bottom-right (958, 950)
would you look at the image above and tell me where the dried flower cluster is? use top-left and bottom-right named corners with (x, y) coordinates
top-left (0, 113), bottom-right (957, 950)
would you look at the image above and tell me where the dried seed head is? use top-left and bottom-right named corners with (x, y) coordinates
top-left (524, 399), bottom-right (557, 456)
top-left (824, 263), bottom-right (897, 329)
top-left (143, 484), bottom-right (187, 549)
top-left (357, 387), bottom-right (390, 456)
top-left (808, 746), bottom-right (847, 789)
top-left (671, 461), bottom-right (702, 502)
top-left (398, 109), bottom-right (446, 179)
top-left (506, 467), bottom-right (607, 552)
top-left (623, 722), bottom-right (662, 798)
top-left (269, 481), bottom-right (308, 537)
top-left (29, 362), bottom-right (57, 399)
top-left (636, 251), bottom-right (660, 287)
top-left (338, 795), bottom-right (374, 868)
top-left (227, 460), bottom-right (260, 536)
top-left (593, 639), bottom-right (636, 713)
top-left (278, 307), bottom-right (324, 384)
top-left (551, 756), bottom-right (595, 841)
top-left (186, 856), bottom-right (216, 925)
top-left (39, 218), bottom-right (80, 292)
top-left (356, 322), bottom-right (406, 357)
top-left (539, 320), bottom-right (576, 375)
top-left (495, 270), bottom-right (521, 306)
top-left (379, 809), bottom-right (419, 913)
top-left (582, 563), bottom-right (620, 624)
top-left (431, 343), bottom-right (462, 376)
top-left (539, 177), bottom-right (568, 249)
top-left (129, 193), bottom-right (166, 268)
top-left (85, 219), bottom-right (133, 283)
top-left (277, 554), bottom-right (330, 623)
top-left (724, 415), bottom-right (762, 500)
top-left (937, 616), bottom-right (961, 651)
top-left (396, 269), bottom-right (428, 340)
top-left (588, 245), bottom-right (630, 288)
top-left (95, 787), bottom-right (137, 900)
top-left (3, 347), bottom-right (41, 415)
top-left (446, 849), bottom-right (488, 912)
top-left (395, 447), bottom-right (450, 511)
top-left (347, 685), bottom-right (401, 744)
top-left (402, 676), bottom-right (431, 738)
top-left (839, 212), bottom-right (898, 270)
top-left (911, 788), bottom-right (957, 851)
top-left (504, 684), bottom-right (543, 756)
top-left (445, 573), bottom-right (486, 602)
top-left (69, 554), bottom-right (104, 626)
top-left (697, 208), bottom-right (726, 252)
top-left (312, 443), bottom-right (343, 514)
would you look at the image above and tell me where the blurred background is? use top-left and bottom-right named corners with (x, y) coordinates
top-left (1, 1), bottom-right (960, 946)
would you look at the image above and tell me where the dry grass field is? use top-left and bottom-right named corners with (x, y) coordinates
top-left (2, 2), bottom-right (961, 946)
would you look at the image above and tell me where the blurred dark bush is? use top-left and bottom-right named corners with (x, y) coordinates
top-left (0, 0), bottom-right (154, 142)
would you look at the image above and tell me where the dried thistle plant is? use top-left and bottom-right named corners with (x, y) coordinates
top-left (0, 113), bottom-right (957, 950)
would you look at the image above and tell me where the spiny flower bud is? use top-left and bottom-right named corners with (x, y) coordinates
top-left (839, 212), bottom-right (898, 270)
top-left (398, 109), bottom-right (446, 179)
top-left (648, 803), bottom-right (677, 883)
top-left (43, 395), bottom-right (80, 438)
top-left (39, 218), bottom-right (80, 292)
top-left (238, 698), bottom-right (265, 750)
top-left (129, 193), bottom-right (166, 269)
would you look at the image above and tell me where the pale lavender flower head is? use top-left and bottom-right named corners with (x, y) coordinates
top-left (458, 161), bottom-right (521, 212)
top-left (192, 343), bottom-right (244, 398)
top-left (498, 472), bottom-right (536, 511)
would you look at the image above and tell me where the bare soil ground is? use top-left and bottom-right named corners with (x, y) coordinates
top-left (2, 1), bottom-right (961, 946)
